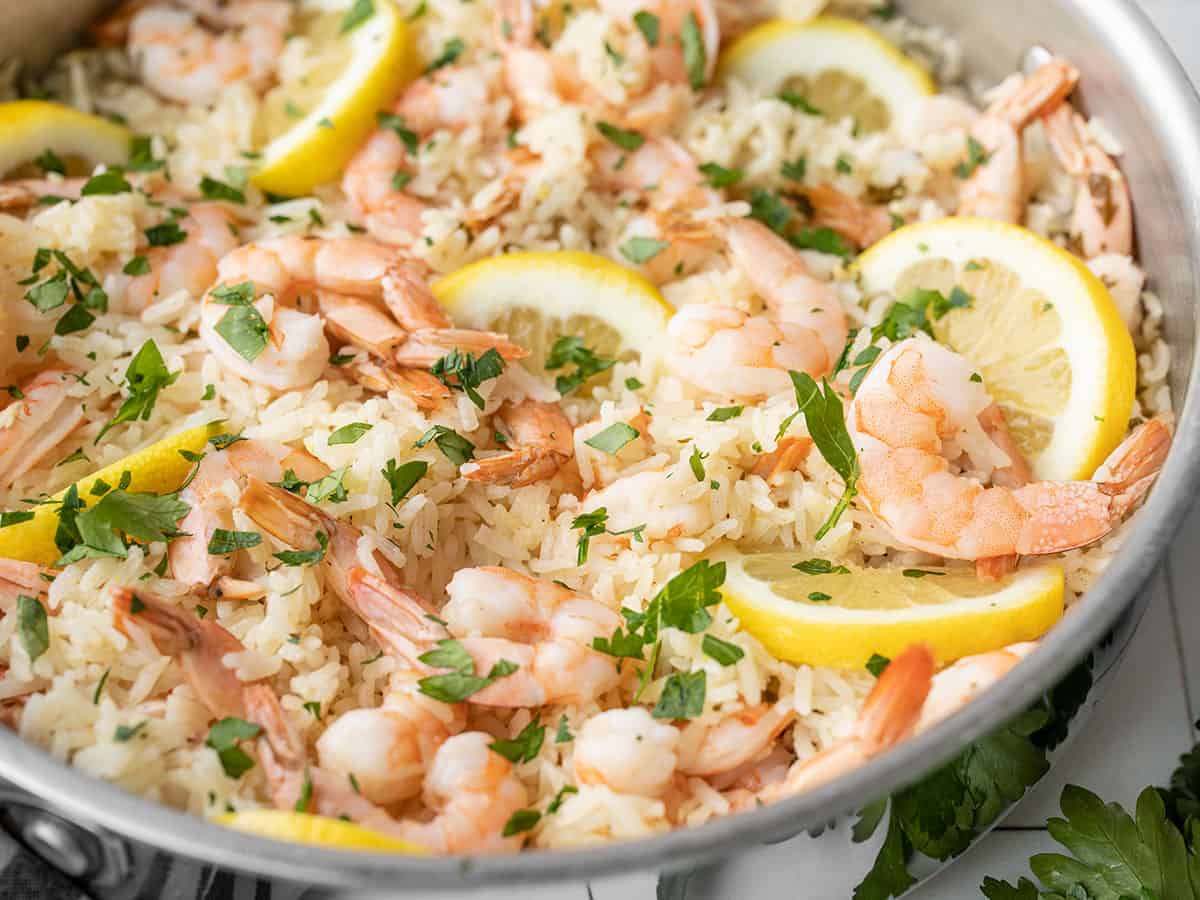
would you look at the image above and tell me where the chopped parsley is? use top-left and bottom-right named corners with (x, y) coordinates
top-left (619, 236), bottom-right (669, 265)
top-left (81, 170), bottom-right (132, 196)
top-left (782, 372), bottom-right (859, 539)
top-left (205, 717), bottom-right (262, 779)
top-left (555, 715), bottom-right (573, 744)
top-left (17, 595), bottom-right (49, 661)
top-left (680, 11), bottom-right (707, 90)
top-left (570, 507), bottom-right (646, 564)
top-left (502, 809), bottom-right (541, 837)
top-left (429, 347), bottom-right (504, 409)
top-left (328, 422), bottom-right (373, 446)
top-left (793, 558), bottom-right (850, 575)
top-left (425, 37), bottom-right (466, 73)
top-left (701, 634), bottom-right (744, 667)
top-left (274, 531), bottom-right (328, 567)
top-left (96, 339), bottom-right (179, 442)
top-left (954, 136), bottom-right (991, 179)
top-left (596, 121), bottom-right (645, 152)
top-left (340, 0), bottom-right (374, 33)
top-left (381, 459), bottom-right (428, 504)
top-left (653, 669), bottom-right (706, 720)
top-left (199, 174), bottom-right (246, 204)
top-left (545, 335), bottom-right (616, 394)
top-left (633, 10), bottom-right (660, 46)
top-left (417, 639), bottom-right (518, 702)
top-left (207, 529), bottom-right (262, 555)
top-left (779, 90), bottom-right (822, 116)
top-left (489, 716), bottom-right (545, 764)
top-left (698, 162), bottom-right (744, 188)
top-left (865, 653), bottom-right (891, 677)
top-left (583, 422), bottom-right (639, 455)
top-left (414, 426), bottom-right (475, 466)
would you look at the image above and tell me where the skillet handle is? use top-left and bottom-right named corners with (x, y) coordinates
top-left (0, 783), bottom-right (126, 895)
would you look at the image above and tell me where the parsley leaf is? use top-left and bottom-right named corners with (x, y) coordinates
top-left (954, 136), bottom-right (991, 179)
top-left (414, 425), bottom-right (475, 466)
top-left (489, 717), bottom-right (545, 764)
top-left (794, 558), bottom-right (851, 575)
top-left (381, 459), bottom-right (427, 504)
top-left (425, 37), bottom-right (465, 73)
top-left (787, 372), bottom-right (859, 539)
top-left (207, 529), bottom-right (261, 555)
top-left (583, 422), bottom-right (638, 455)
top-left (214, 305), bottom-right (270, 362)
top-left (199, 175), bottom-right (246, 204)
top-left (865, 653), bottom-right (890, 677)
top-left (633, 10), bottom-right (660, 46)
top-left (96, 340), bottom-right (179, 442)
top-left (680, 11), bottom-right (707, 90)
top-left (701, 634), bottom-right (744, 666)
top-left (81, 170), bottom-right (132, 196)
top-left (545, 335), bottom-right (616, 394)
top-left (306, 468), bottom-right (349, 504)
top-left (418, 639), bottom-right (518, 702)
top-left (17, 595), bottom-right (49, 661)
top-left (652, 669), bottom-right (705, 719)
top-left (619, 236), bottom-right (669, 265)
top-left (328, 422), bottom-right (373, 446)
top-left (429, 347), bottom-right (504, 409)
top-left (502, 808), bottom-right (540, 837)
top-left (555, 715), bottom-right (573, 743)
top-left (206, 717), bottom-right (262, 779)
top-left (597, 121), bottom-right (645, 151)
top-left (340, 0), bottom-right (374, 33)
top-left (706, 405), bottom-right (743, 422)
top-left (274, 531), bottom-right (328, 567)
top-left (698, 162), bottom-right (743, 188)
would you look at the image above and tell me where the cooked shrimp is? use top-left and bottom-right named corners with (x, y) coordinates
top-left (959, 60), bottom-right (1079, 223)
top-left (125, 0), bottom-right (290, 107)
top-left (0, 369), bottom-right (85, 488)
top-left (676, 702), bottom-right (796, 777)
top-left (598, 0), bottom-right (720, 88)
top-left (461, 400), bottom-right (574, 487)
top-left (345, 566), bottom-right (622, 708)
top-left (316, 669), bottom-right (467, 806)
top-left (238, 477), bottom-right (402, 606)
top-left (573, 707), bottom-right (681, 797)
top-left (1042, 105), bottom-right (1133, 259)
top-left (122, 203), bottom-right (241, 312)
top-left (343, 66), bottom-right (497, 246)
top-left (593, 138), bottom-right (724, 282)
top-left (394, 732), bottom-right (531, 854)
top-left (806, 184), bottom-right (896, 251)
top-left (915, 642), bottom-right (1038, 734)
top-left (200, 236), bottom-right (524, 392)
top-left (848, 337), bottom-right (1171, 560)
top-left (496, 0), bottom-right (596, 121)
top-left (111, 586), bottom-right (246, 719)
top-left (169, 440), bottom-right (329, 589)
top-left (666, 218), bottom-right (848, 397)
top-left (0, 177), bottom-right (86, 211)
top-left (0, 560), bottom-right (52, 610)
top-left (250, 683), bottom-right (527, 854)
top-left (760, 644), bottom-right (934, 801)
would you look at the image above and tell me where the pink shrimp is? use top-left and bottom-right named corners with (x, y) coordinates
top-left (460, 399), bottom-right (575, 487)
top-left (0, 369), bottom-right (85, 488)
top-left (847, 337), bottom-right (1171, 561)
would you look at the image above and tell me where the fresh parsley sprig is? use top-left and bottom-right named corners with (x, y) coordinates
top-left (430, 347), bottom-right (504, 409)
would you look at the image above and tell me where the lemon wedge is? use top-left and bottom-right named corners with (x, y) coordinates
top-left (433, 251), bottom-right (673, 378)
top-left (252, 0), bottom-right (416, 197)
top-left (0, 423), bottom-right (223, 566)
top-left (853, 218), bottom-right (1137, 481)
top-left (718, 17), bottom-right (934, 133)
top-left (216, 810), bottom-right (427, 854)
top-left (716, 547), bottom-right (1064, 668)
top-left (0, 101), bottom-right (131, 178)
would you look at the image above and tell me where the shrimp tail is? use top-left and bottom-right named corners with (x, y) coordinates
top-left (345, 568), bottom-right (448, 668)
top-left (111, 586), bottom-right (246, 719)
top-left (1097, 418), bottom-right (1172, 516)
top-left (857, 643), bottom-right (935, 753)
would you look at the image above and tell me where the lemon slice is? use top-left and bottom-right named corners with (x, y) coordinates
top-left (854, 218), bottom-right (1137, 481)
top-left (216, 810), bottom-right (427, 854)
top-left (0, 101), bottom-right (131, 178)
top-left (0, 423), bottom-right (223, 566)
top-left (433, 251), bottom-right (673, 379)
top-left (716, 547), bottom-right (1064, 668)
top-left (717, 18), bottom-right (934, 133)
top-left (252, 0), bottom-right (416, 197)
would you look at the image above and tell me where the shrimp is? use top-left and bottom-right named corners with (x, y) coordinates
top-left (665, 218), bottom-right (848, 397)
top-left (495, 0), bottom-right (596, 122)
top-left (806, 184), bottom-right (896, 251)
top-left (393, 732), bottom-right (531, 854)
top-left (593, 139), bottom-right (725, 283)
top-left (200, 236), bottom-right (524, 392)
top-left (847, 337), bottom-right (1172, 561)
top-left (111, 586), bottom-right (246, 719)
top-left (342, 66), bottom-right (496, 246)
top-left (597, 0), bottom-right (721, 89)
top-left (1041, 104), bottom-right (1133, 259)
top-left (316, 670), bottom-right (467, 806)
top-left (0, 560), bottom-right (53, 610)
top-left (760, 644), bottom-right (934, 801)
top-left (251, 681), bottom-right (527, 854)
top-left (461, 400), bottom-right (574, 487)
top-left (124, 0), bottom-right (291, 107)
top-left (572, 707), bottom-right (681, 797)
top-left (0, 369), bottom-right (85, 488)
top-left (169, 440), bottom-right (329, 589)
top-left (915, 642), bottom-right (1038, 734)
top-left (676, 703), bottom-right (796, 778)
top-left (121, 203), bottom-right (241, 312)
top-left (959, 60), bottom-right (1079, 223)
top-left (238, 477), bottom-right (402, 606)
top-left (345, 566), bottom-right (622, 708)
